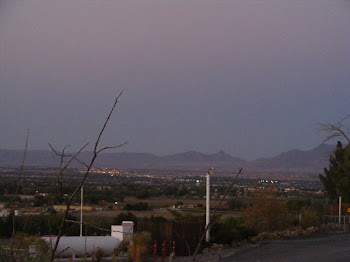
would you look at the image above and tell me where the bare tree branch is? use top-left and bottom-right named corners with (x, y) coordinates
top-left (49, 90), bottom-right (126, 262)
top-left (192, 168), bottom-right (242, 261)
top-left (9, 129), bottom-right (29, 262)
top-left (17, 129), bottom-right (30, 190)
top-left (59, 145), bottom-right (70, 170)
top-left (49, 143), bottom-right (89, 169)
top-left (58, 145), bottom-right (69, 199)
top-left (49, 143), bottom-right (90, 201)
top-left (318, 114), bottom-right (350, 146)
top-left (94, 89), bottom-right (124, 155)
top-left (96, 142), bottom-right (129, 154)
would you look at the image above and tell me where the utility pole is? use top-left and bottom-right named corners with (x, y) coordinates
top-left (80, 186), bottom-right (83, 237)
top-left (206, 167), bottom-right (214, 243)
top-left (339, 195), bottom-right (342, 229)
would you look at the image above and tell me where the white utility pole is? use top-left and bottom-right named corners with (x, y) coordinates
top-left (80, 186), bottom-right (83, 237)
top-left (206, 167), bottom-right (214, 243)
top-left (339, 195), bottom-right (342, 229)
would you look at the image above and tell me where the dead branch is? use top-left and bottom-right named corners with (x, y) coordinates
top-left (55, 144), bottom-right (69, 199)
top-left (49, 143), bottom-right (89, 201)
top-left (59, 145), bottom-right (70, 170)
top-left (9, 129), bottom-right (29, 262)
top-left (192, 168), bottom-right (242, 261)
top-left (318, 114), bottom-right (350, 146)
top-left (49, 143), bottom-right (89, 169)
top-left (49, 90), bottom-right (126, 262)
top-left (94, 90), bottom-right (124, 155)
top-left (96, 142), bottom-right (129, 154)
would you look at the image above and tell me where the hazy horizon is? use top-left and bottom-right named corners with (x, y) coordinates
top-left (0, 141), bottom-right (335, 162)
top-left (1, 1), bottom-right (349, 160)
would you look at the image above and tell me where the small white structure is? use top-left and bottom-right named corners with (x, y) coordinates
top-left (42, 221), bottom-right (133, 257)
top-left (111, 221), bottom-right (134, 241)
top-left (0, 209), bottom-right (10, 217)
top-left (0, 209), bottom-right (19, 217)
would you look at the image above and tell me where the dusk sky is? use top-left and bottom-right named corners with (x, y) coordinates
top-left (1, 1), bottom-right (350, 160)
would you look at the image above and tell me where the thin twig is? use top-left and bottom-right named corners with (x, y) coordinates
top-left (96, 142), bottom-right (129, 154)
top-left (9, 129), bottom-right (29, 262)
top-left (58, 145), bottom-right (69, 199)
top-left (49, 142), bottom-right (90, 202)
top-left (318, 114), bottom-right (350, 146)
top-left (49, 143), bottom-right (90, 169)
top-left (94, 89), bottom-right (124, 155)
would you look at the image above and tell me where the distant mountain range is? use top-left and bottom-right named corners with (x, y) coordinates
top-left (0, 144), bottom-right (335, 173)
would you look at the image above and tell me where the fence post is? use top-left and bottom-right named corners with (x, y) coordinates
top-left (154, 240), bottom-right (157, 262)
top-left (133, 246), bottom-right (137, 262)
top-left (162, 240), bottom-right (166, 262)
top-left (172, 241), bottom-right (176, 260)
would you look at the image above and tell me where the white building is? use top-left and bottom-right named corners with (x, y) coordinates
top-left (42, 221), bottom-right (134, 257)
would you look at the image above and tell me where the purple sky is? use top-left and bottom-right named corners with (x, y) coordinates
top-left (1, 0), bottom-right (350, 160)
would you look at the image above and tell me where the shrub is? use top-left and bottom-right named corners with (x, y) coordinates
top-left (127, 231), bottom-right (152, 262)
top-left (212, 217), bottom-right (255, 244)
top-left (227, 198), bottom-right (245, 211)
top-left (300, 209), bottom-right (321, 229)
top-left (245, 192), bottom-right (291, 233)
top-left (95, 248), bottom-right (105, 262)
top-left (286, 199), bottom-right (310, 212)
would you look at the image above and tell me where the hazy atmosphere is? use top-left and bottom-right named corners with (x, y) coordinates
top-left (1, 0), bottom-right (349, 160)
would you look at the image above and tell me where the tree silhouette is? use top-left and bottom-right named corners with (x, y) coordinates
top-left (319, 141), bottom-right (350, 202)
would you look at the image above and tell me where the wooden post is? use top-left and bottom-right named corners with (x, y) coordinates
top-left (154, 240), bottom-right (157, 262)
top-left (172, 241), bottom-right (176, 260)
top-left (133, 246), bottom-right (137, 262)
top-left (161, 240), bottom-right (166, 262)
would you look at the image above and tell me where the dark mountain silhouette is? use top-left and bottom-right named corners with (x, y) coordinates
top-left (0, 144), bottom-right (335, 173)
top-left (250, 143), bottom-right (334, 172)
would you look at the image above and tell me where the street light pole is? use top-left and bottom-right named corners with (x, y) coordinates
top-left (80, 186), bottom-right (83, 237)
top-left (339, 195), bottom-right (342, 229)
top-left (206, 167), bottom-right (214, 243)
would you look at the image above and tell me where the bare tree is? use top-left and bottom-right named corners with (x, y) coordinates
top-left (319, 114), bottom-right (350, 203)
top-left (48, 90), bottom-right (127, 261)
top-left (318, 114), bottom-right (350, 146)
